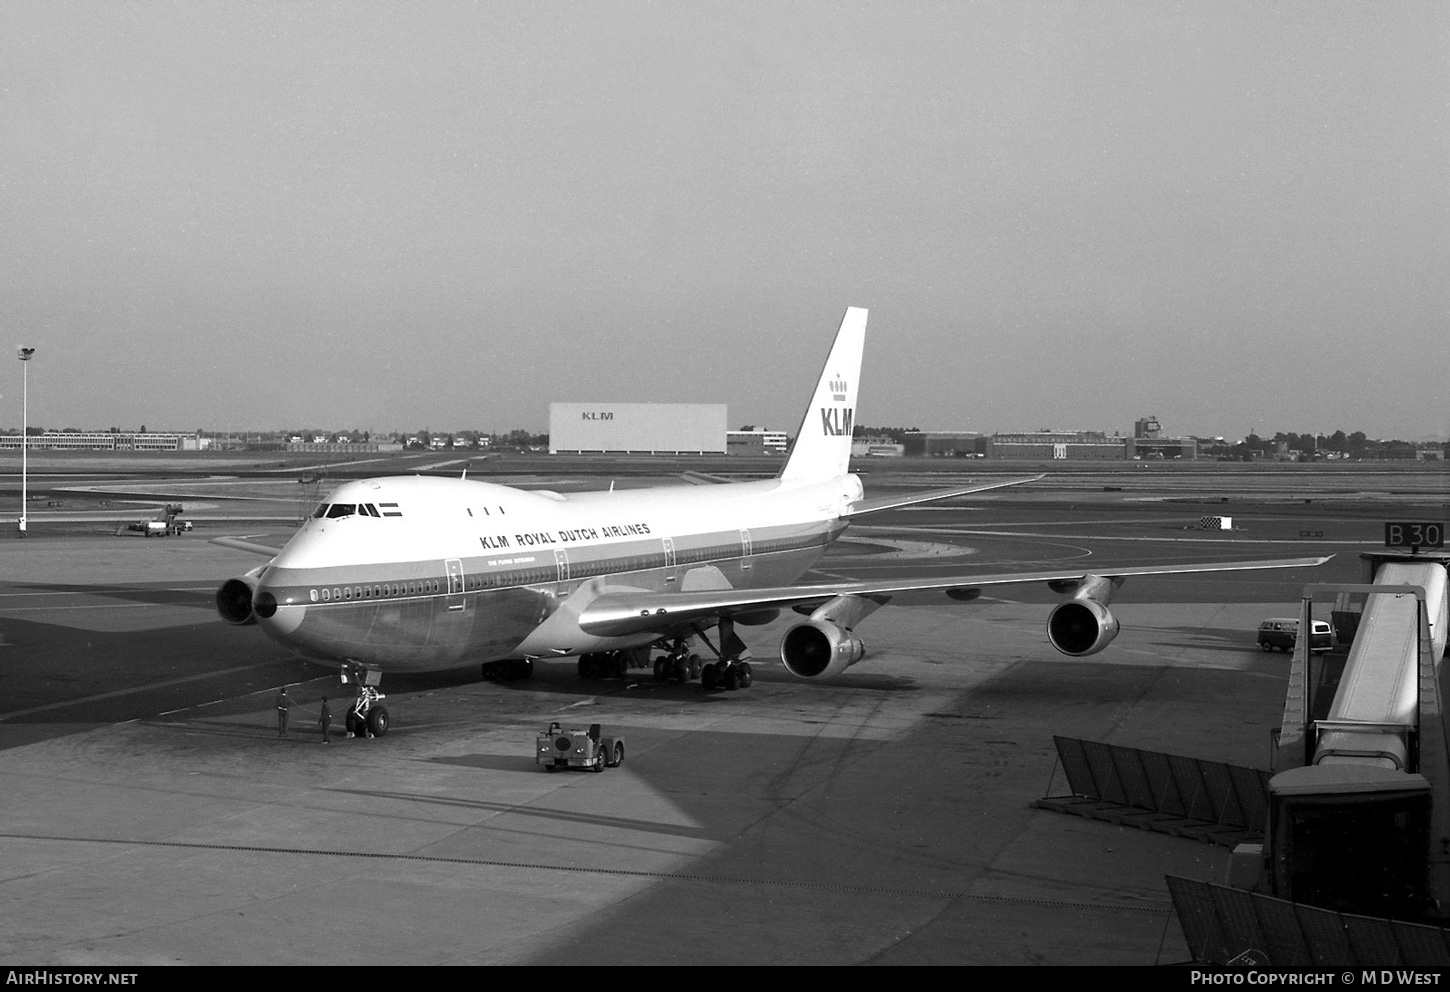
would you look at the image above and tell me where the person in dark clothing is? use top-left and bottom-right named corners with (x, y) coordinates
top-left (276, 687), bottom-right (291, 737)
top-left (319, 696), bottom-right (332, 744)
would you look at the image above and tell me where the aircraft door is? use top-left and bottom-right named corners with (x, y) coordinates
top-left (444, 558), bottom-right (465, 612)
top-left (553, 548), bottom-right (570, 593)
top-left (740, 529), bottom-right (753, 572)
top-left (663, 537), bottom-right (677, 584)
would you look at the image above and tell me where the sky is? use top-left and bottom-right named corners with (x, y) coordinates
top-left (1, 1), bottom-right (1446, 442)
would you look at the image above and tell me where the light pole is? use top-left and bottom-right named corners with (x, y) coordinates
top-left (17, 347), bottom-right (34, 536)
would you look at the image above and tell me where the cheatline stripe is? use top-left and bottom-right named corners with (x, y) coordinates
top-left (0, 831), bottom-right (1166, 913)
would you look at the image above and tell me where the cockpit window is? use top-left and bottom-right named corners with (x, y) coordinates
top-left (312, 504), bottom-right (329, 518)
top-left (326, 504), bottom-right (357, 519)
top-left (363, 503), bottom-right (380, 517)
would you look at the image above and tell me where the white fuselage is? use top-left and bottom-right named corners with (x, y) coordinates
top-left (247, 473), bottom-right (863, 672)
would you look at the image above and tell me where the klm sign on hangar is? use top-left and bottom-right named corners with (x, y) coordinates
top-left (549, 403), bottom-right (727, 454)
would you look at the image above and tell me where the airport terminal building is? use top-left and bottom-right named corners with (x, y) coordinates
top-left (0, 431), bottom-right (207, 452)
top-left (549, 403), bottom-right (727, 454)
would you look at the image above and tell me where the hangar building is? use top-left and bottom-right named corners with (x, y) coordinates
top-left (549, 403), bottom-right (727, 454)
top-left (986, 430), bottom-right (1128, 460)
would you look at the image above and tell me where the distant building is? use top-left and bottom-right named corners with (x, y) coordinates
top-left (727, 429), bottom-right (788, 456)
top-left (549, 403), bottom-right (726, 454)
top-left (986, 430), bottom-right (1127, 460)
top-left (0, 431), bottom-right (209, 452)
top-left (1134, 415), bottom-right (1163, 439)
top-left (1127, 415), bottom-right (1197, 460)
top-left (902, 431), bottom-right (985, 457)
top-left (850, 434), bottom-right (904, 457)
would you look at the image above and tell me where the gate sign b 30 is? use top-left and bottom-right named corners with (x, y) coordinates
top-left (1384, 522), bottom-right (1445, 549)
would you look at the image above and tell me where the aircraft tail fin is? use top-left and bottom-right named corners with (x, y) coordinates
top-left (781, 307), bottom-right (867, 481)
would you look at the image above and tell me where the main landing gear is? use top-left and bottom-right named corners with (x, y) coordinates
top-left (483, 658), bottom-right (534, 681)
top-left (652, 640), bottom-right (701, 683)
top-left (700, 657), bottom-right (752, 691)
top-left (578, 647), bottom-right (649, 680)
top-left (696, 617), bottom-right (754, 692)
top-left (572, 623), bottom-right (757, 692)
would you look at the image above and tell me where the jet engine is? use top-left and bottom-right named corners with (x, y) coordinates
top-left (779, 619), bottom-right (866, 680)
top-left (216, 566), bottom-right (266, 626)
top-left (1046, 597), bottom-right (1120, 656)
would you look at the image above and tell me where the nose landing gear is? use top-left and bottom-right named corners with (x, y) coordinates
top-left (340, 662), bottom-right (389, 738)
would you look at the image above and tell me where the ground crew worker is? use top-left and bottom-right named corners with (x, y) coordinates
top-left (319, 696), bottom-right (332, 744)
top-left (276, 687), bottom-right (290, 738)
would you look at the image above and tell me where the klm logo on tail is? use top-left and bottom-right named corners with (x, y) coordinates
top-left (820, 374), bottom-right (852, 436)
top-left (820, 406), bottom-right (854, 436)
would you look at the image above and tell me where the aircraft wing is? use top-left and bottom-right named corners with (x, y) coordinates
top-left (210, 536), bottom-right (283, 558)
top-left (576, 555), bottom-right (1333, 638)
top-left (842, 475), bottom-right (1044, 517)
top-left (679, 470), bottom-right (739, 485)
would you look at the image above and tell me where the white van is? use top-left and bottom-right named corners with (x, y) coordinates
top-left (1256, 617), bottom-right (1333, 653)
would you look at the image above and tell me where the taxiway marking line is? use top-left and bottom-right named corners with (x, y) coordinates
top-left (0, 831), bottom-right (1171, 913)
top-left (0, 586), bottom-right (215, 599)
top-left (0, 663), bottom-right (284, 721)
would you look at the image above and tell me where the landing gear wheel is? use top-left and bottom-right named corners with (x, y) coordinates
top-left (653, 657), bottom-right (667, 681)
top-left (686, 653), bottom-right (701, 679)
top-left (701, 662), bottom-right (718, 690)
top-left (739, 662), bottom-right (753, 688)
top-left (724, 665), bottom-right (741, 691)
top-left (367, 706), bottom-right (389, 737)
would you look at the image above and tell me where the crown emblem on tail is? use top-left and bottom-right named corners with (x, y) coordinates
top-left (830, 376), bottom-right (848, 401)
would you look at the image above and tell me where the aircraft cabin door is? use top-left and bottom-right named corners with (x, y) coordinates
top-left (444, 558), bottom-right (465, 612)
top-left (553, 548), bottom-right (570, 594)
top-left (662, 536), bottom-right (677, 584)
top-left (740, 529), bottom-right (753, 573)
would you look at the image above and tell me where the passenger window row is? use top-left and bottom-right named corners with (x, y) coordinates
top-left (310, 579), bottom-right (442, 602)
top-left (304, 533), bottom-right (820, 604)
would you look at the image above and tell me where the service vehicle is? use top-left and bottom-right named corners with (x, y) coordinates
top-left (1257, 617), bottom-right (1333, 653)
top-left (537, 722), bottom-right (624, 772)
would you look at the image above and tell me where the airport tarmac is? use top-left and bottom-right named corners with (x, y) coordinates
top-left (0, 464), bottom-right (1441, 965)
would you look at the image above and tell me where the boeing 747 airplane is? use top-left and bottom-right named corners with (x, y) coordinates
top-left (216, 308), bottom-right (1328, 735)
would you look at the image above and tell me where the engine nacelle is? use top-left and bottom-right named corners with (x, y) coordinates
top-left (216, 568), bottom-right (264, 626)
top-left (779, 620), bottom-right (866, 680)
top-left (1046, 598), bottom-right (1120, 657)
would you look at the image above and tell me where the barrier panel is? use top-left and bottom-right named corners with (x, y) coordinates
top-left (1168, 875), bottom-right (1450, 965)
top-left (1036, 736), bottom-right (1270, 846)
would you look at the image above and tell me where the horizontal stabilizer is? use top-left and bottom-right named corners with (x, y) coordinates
top-left (210, 536), bottom-right (282, 558)
top-left (843, 475), bottom-right (1043, 517)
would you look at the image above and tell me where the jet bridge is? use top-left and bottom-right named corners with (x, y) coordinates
top-left (1259, 549), bottom-right (1450, 920)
